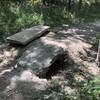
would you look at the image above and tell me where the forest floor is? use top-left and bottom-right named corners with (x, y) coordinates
top-left (0, 21), bottom-right (100, 100)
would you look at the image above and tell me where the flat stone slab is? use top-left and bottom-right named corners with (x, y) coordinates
top-left (7, 25), bottom-right (50, 45)
top-left (18, 32), bottom-right (64, 75)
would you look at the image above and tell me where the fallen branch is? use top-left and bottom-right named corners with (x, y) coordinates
top-left (96, 39), bottom-right (100, 67)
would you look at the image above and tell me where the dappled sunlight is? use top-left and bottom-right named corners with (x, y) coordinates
top-left (34, 24), bottom-right (99, 68)
top-left (17, 32), bottom-right (65, 76)
top-left (0, 0), bottom-right (100, 99)
top-left (88, 65), bottom-right (100, 75)
top-left (41, 37), bottom-right (67, 49)
top-left (0, 14), bottom-right (100, 100)
top-left (20, 70), bottom-right (33, 81)
top-left (65, 28), bottom-right (80, 33)
top-left (0, 68), bottom-right (13, 76)
top-left (1, 69), bottom-right (48, 100)
top-left (83, 61), bottom-right (100, 76)
top-left (74, 74), bottom-right (85, 82)
top-left (0, 46), bottom-right (19, 74)
top-left (4, 76), bottom-right (18, 93)
top-left (92, 20), bottom-right (100, 27)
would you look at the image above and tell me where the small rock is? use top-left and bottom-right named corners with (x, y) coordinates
top-left (4, 50), bottom-right (12, 58)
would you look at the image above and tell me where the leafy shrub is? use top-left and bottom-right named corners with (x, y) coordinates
top-left (0, 0), bottom-right (43, 39)
top-left (43, 80), bottom-right (69, 100)
top-left (77, 77), bottom-right (100, 100)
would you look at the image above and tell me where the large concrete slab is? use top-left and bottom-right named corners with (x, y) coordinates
top-left (17, 32), bottom-right (65, 75)
top-left (7, 25), bottom-right (50, 45)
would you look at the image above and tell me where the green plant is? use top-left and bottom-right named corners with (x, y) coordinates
top-left (76, 77), bottom-right (100, 100)
top-left (43, 80), bottom-right (69, 100)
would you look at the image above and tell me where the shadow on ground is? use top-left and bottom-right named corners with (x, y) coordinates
top-left (0, 22), bottom-right (100, 100)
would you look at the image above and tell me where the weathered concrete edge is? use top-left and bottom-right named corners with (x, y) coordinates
top-left (7, 26), bottom-right (50, 45)
top-left (17, 48), bottom-right (65, 76)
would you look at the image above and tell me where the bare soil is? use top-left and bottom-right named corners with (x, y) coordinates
top-left (0, 21), bottom-right (100, 100)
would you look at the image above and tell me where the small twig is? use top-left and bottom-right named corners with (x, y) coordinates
top-left (96, 39), bottom-right (100, 67)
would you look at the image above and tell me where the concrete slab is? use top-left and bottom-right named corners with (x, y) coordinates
top-left (7, 26), bottom-right (50, 45)
top-left (18, 32), bottom-right (65, 75)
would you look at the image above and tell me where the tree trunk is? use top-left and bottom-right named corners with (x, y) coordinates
top-left (68, 0), bottom-right (71, 10)
top-left (79, 0), bottom-right (82, 9)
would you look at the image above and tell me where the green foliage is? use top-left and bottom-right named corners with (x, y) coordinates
top-left (0, 0), bottom-right (78, 38)
top-left (43, 80), bottom-right (69, 100)
top-left (0, 0), bottom-right (100, 41)
top-left (0, 1), bottom-right (43, 39)
top-left (76, 77), bottom-right (100, 100)
top-left (41, 77), bottom-right (100, 100)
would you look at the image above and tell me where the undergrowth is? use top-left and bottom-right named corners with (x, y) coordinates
top-left (0, 0), bottom-right (100, 40)
top-left (41, 77), bottom-right (100, 100)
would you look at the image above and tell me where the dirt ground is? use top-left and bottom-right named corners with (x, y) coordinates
top-left (0, 21), bottom-right (100, 100)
